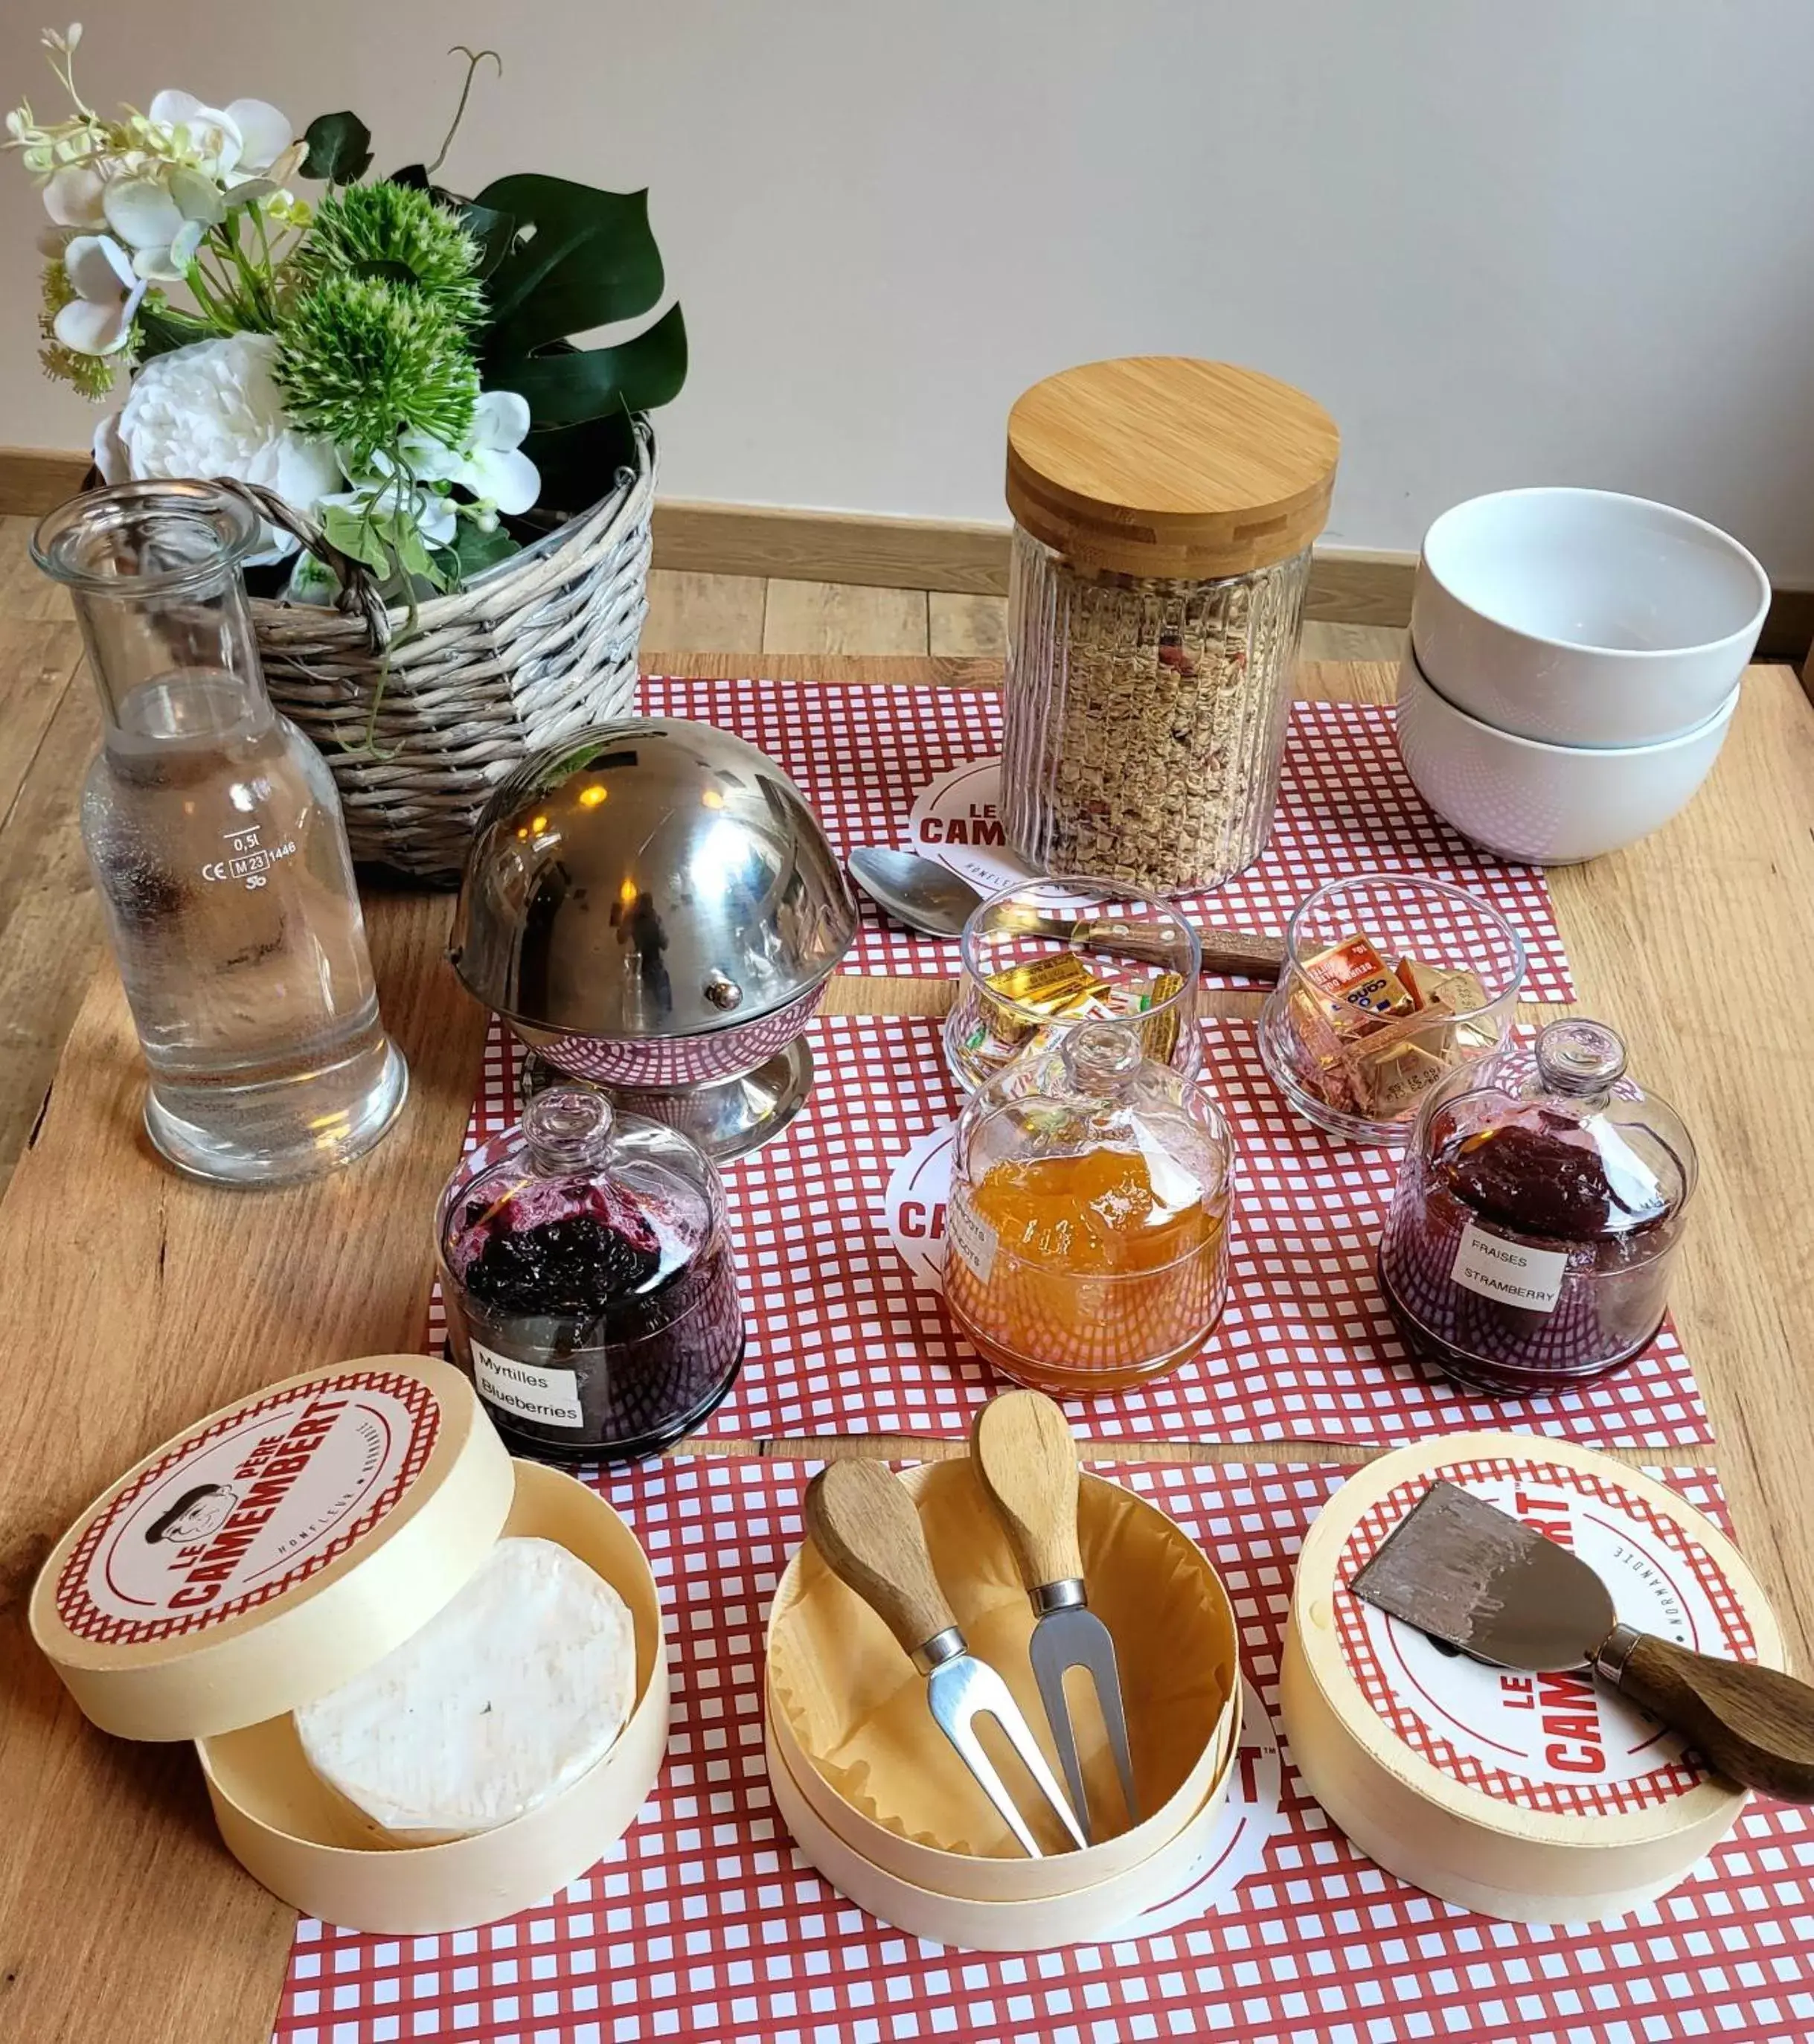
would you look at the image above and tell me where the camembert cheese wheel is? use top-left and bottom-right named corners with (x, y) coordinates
top-left (295, 1535), bottom-right (636, 1842)
top-left (1281, 1434), bottom-right (1783, 1923)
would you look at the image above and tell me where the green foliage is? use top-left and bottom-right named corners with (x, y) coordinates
top-left (301, 112), bottom-right (374, 184)
top-left (276, 273), bottom-right (478, 467)
top-left (135, 299), bottom-right (215, 362)
top-left (300, 183), bottom-right (487, 329)
top-left (474, 176), bottom-right (663, 359)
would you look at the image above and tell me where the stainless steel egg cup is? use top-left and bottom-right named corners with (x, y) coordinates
top-left (452, 720), bottom-right (858, 1159)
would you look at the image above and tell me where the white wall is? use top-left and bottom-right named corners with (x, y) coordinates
top-left (10, 1), bottom-right (1814, 572)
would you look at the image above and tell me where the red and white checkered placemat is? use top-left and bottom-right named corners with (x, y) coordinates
top-left (270, 1455), bottom-right (1813, 2044)
top-left (435, 1013), bottom-right (1710, 1448)
top-left (637, 677), bottom-right (1576, 1002)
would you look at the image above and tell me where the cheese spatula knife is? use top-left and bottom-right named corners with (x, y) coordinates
top-left (972, 1391), bottom-right (1136, 1840)
top-left (804, 1459), bottom-right (1088, 1856)
top-left (1349, 1479), bottom-right (1814, 1803)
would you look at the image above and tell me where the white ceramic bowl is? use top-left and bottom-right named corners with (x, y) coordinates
top-left (1395, 646), bottom-right (1739, 865)
top-left (1411, 487), bottom-right (1767, 746)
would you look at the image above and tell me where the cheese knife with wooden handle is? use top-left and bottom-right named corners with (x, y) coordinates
top-left (1350, 1480), bottom-right (1814, 1802)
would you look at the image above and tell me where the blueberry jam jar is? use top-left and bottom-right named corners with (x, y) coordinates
top-left (1376, 1020), bottom-right (1695, 1397)
top-left (438, 1089), bottom-right (745, 1461)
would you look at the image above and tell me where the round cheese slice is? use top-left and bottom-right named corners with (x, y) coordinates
top-left (1281, 1433), bottom-right (1782, 1923)
top-left (295, 1535), bottom-right (637, 1842)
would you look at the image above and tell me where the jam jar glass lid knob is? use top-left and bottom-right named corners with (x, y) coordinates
top-left (523, 1088), bottom-right (617, 1174)
top-left (1535, 1019), bottom-right (1626, 1101)
top-left (1062, 1019), bottom-right (1145, 1097)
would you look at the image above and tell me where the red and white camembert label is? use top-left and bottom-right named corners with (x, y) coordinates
top-left (1334, 1457), bottom-right (1757, 1816)
top-left (54, 1369), bottom-right (440, 1648)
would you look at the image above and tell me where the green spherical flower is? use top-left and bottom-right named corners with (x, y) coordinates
top-left (276, 274), bottom-right (478, 468)
top-left (298, 182), bottom-right (487, 330)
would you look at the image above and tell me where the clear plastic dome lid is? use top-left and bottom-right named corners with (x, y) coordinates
top-left (439, 1088), bottom-right (722, 1319)
top-left (959, 1020), bottom-right (1231, 1220)
top-left (1411, 1019), bottom-right (1696, 1241)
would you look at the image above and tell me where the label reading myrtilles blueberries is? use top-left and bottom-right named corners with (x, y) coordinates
top-left (470, 1342), bottom-right (585, 1428)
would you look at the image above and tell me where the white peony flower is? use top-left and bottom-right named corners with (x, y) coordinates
top-left (92, 333), bottom-right (341, 563)
top-left (454, 390), bottom-right (539, 514)
top-left (55, 231), bottom-right (144, 353)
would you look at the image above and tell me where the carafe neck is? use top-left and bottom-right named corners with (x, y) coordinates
top-left (32, 481), bottom-right (275, 740)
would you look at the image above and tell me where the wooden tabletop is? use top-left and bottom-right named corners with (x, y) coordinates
top-left (2, 652), bottom-right (1812, 2044)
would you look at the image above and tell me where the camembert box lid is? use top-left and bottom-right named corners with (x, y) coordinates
top-left (30, 1355), bottom-right (516, 1743)
top-left (1281, 1432), bottom-right (1783, 1920)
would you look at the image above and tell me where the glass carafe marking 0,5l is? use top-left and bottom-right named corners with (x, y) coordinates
top-left (34, 481), bottom-right (406, 1184)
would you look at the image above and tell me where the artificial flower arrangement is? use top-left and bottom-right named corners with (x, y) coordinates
top-left (7, 28), bottom-right (685, 601)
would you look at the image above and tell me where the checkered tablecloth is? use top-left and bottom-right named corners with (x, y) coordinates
top-left (433, 1014), bottom-right (1710, 1449)
top-left (636, 679), bottom-right (1576, 1002)
top-left (270, 1455), bottom-right (1813, 2044)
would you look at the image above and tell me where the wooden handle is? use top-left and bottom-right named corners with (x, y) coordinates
top-left (804, 1461), bottom-right (959, 1660)
top-left (970, 1390), bottom-right (1085, 1591)
top-left (1618, 1635), bottom-right (1814, 1803)
top-left (1193, 926), bottom-right (1286, 981)
top-left (1077, 920), bottom-right (1283, 982)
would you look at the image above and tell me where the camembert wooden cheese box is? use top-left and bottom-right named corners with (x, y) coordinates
top-left (30, 1356), bottom-right (669, 1933)
top-left (1280, 1432), bottom-right (1783, 1923)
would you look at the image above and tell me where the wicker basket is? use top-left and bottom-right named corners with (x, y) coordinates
top-left (225, 417), bottom-right (655, 880)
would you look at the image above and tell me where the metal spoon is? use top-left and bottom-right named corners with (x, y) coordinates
top-left (847, 845), bottom-right (1285, 981)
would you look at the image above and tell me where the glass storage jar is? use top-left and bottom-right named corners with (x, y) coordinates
top-left (945, 1019), bottom-right (1234, 1397)
top-left (438, 1088), bottom-right (746, 1461)
top-left (1000, 358), bottom-right (1339, 895)
top-left (1376, 1019), bottom-right (1695, 1396)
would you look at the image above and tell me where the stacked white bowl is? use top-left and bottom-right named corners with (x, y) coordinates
top-left (1396, 488), bottom-right (1768, 862)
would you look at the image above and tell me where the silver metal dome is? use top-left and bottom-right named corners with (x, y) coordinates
top-left (450, 720), bottom-right (856, 1154)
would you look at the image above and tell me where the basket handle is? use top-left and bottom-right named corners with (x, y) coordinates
top-left (209, 477), bottom-right (393, 653)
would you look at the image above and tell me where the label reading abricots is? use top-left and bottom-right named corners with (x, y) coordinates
top-left (946, 1196), bottom-right (999, 1286)
top-left (1450, 1220), bottom-right (1569, 1312)
top-left (56, 1371), bottom-right (437, 1645)
top-left (471, 1342), bottom-right (585, 1429)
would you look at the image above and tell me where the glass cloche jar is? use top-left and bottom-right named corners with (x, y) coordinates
top-left (1377, 1019), bottom-right (1696, 1396)
top-left (437, 1088), bottom-right (745, 1461)
top-left (945, 1019), bottom-right (1234, 1397)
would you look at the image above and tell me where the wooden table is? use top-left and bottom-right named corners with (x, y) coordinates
top-left (3, 653), bottom-right (1812, 2044)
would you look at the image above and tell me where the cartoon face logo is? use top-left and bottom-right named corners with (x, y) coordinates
top-left (144, 1482), bottom-right (238, 1545)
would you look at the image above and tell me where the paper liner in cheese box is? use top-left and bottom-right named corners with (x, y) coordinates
top-left (1280, 1430), bottom-right (1786, 1923)
top-left (28, 1355), bottom-right (668, 1934)
top-left (765, 1455), bottom-right (1241, 1941)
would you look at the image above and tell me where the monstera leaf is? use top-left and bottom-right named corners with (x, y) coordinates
top-left (474, 175), bottom-right (664, 359)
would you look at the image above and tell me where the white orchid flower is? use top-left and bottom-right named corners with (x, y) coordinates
top-left (455, 391), bottom-right (539, 515)
top-left (54, 232), bottom-right (144, 354)
top-left (102, 173), bottom-right (205, 280)
top-left (145, 89), bottom-right (243, 177)
top-left (144, 90), bottom-right (292, 185)
top-left (42, 158), bottom-right (106, 228)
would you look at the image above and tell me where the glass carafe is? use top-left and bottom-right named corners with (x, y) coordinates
top-left (33, 481), bottom-right (406, 1184)
top-left (1377, 1019), bottom-right (1696, 1394)
top-left (945, 1019), bottom-right (1234, 1397)
top-left (437, 1087), bottom-right (746, 1461)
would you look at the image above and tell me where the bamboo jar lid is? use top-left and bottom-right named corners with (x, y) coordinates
top-left (1005, 357), bottom-right (1340, 580)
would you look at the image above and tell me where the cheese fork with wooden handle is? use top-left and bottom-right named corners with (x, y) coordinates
top-left (804, 1460), bottom-right (1088, 1856)
top-left (1350, 1481), bottom-right (1814, 1803)
top-left (972, 1391), bottom-right (1135, 1841)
